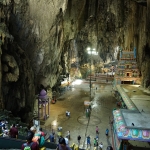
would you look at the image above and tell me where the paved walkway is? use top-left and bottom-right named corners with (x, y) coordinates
top-left (42, 79), bottom-right (117, 150)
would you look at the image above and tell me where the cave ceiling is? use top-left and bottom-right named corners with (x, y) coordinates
top-left (0, 0), bottom-right (150, 121)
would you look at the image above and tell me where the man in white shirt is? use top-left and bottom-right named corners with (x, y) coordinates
top-left (67, 112), bottom-right (70, 118)
top-left (99, 142), bottom-right (103, 150)
top-left (64, 136), bottom-right (69, 145)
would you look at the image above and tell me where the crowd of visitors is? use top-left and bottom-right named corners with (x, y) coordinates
top-left (0, 120), bottom-right (18, 138)
top-left (21, 131), bottom-right (39, 150)
top-left (0, 120), bottom-right (46, 150)
top-left (0, 119), bottom-right (112, 150)
top-left (22, 126), bottom-right (47, 150)
top-left (45, 125), bottom-right (111, 150)
top-left (84, 126), bottom-right (110, 150)
top-left (22, 125), bottom-right (72, 150)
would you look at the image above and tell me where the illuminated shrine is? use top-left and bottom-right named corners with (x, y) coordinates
top-left (114, 49), bottom-right (141, 85)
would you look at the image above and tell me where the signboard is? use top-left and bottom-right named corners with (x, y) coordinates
top-left (33, 120), bottom-right (40, 126)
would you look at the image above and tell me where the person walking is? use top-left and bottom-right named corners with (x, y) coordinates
top-left (30, 126), bottom-right (37, 134)
top-left (48, 133), bottom-right (55, 142)
top-left (39, 127), bottom-right (47, 137)
top-left (52, 129), bottom-right (55, 135)
top-left (21, 131), bottom-right (39, 150)
top-left (86, 108), bottom-right (90, 118)
top-left (9, 124), bottom-right (18, 139)
top-left (30, 126), bottom-right (38, 143)
top-left (57, 127), bottom-right (62, 138)
top-left (67, 111), bottom-right (70, 118)
top-left (86, 135), bottom-right (91, 148)
top-left (66, 111), bottom-right (68, 117)
top-left (94, 138), bottom-right (97, 147)
top-left (64, 136), bottom-right (69, 145)
top-left (96, 126), bottom-right (99, 135)
top-left (77, 135), bottom-right (81, 145)
top-left (99, 142), bottom-right (103, 150)
top-left (66, 111), bottom-right (70, 118)
top-left (105, 128), bottom-right (109, 137)
top-left (96, 134), bottom-right (99, 141)
top-left (57, 137), bottom-right (71, 150)
top-left (67, 130), bottom-right (70, 140)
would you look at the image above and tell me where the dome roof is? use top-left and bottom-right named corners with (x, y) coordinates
top-left (39, 89), bottom-right (47, 99)
top-left (40, 89), bottom-right (47, 96)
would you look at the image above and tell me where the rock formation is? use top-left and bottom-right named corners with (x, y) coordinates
top-left (0, 0), bottom-right (150, 121)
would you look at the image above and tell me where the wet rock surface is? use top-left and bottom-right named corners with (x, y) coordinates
top-left (0, 0), bottom-right (150, 121)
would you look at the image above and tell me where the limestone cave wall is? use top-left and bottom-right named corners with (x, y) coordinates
top-left (0, 0), bottom-right (150, 121)
top-left (0, 0), bottom-right (68, 121)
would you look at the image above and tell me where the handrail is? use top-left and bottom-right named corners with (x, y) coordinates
top-left (0, 136), bottom-right (25, 149)
top-left (0, 136), bottom-right (57, 149)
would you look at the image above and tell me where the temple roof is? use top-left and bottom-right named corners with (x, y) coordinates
top-left (122, 110), bottom-right (150, 129)
top-left (113, 109), bottom-right (150, 142)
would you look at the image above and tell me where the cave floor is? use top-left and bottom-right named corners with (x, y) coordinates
top-left (41, 79), bottom-right (116, 150)
top-left (39, 81), bottom-right (150, 150)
